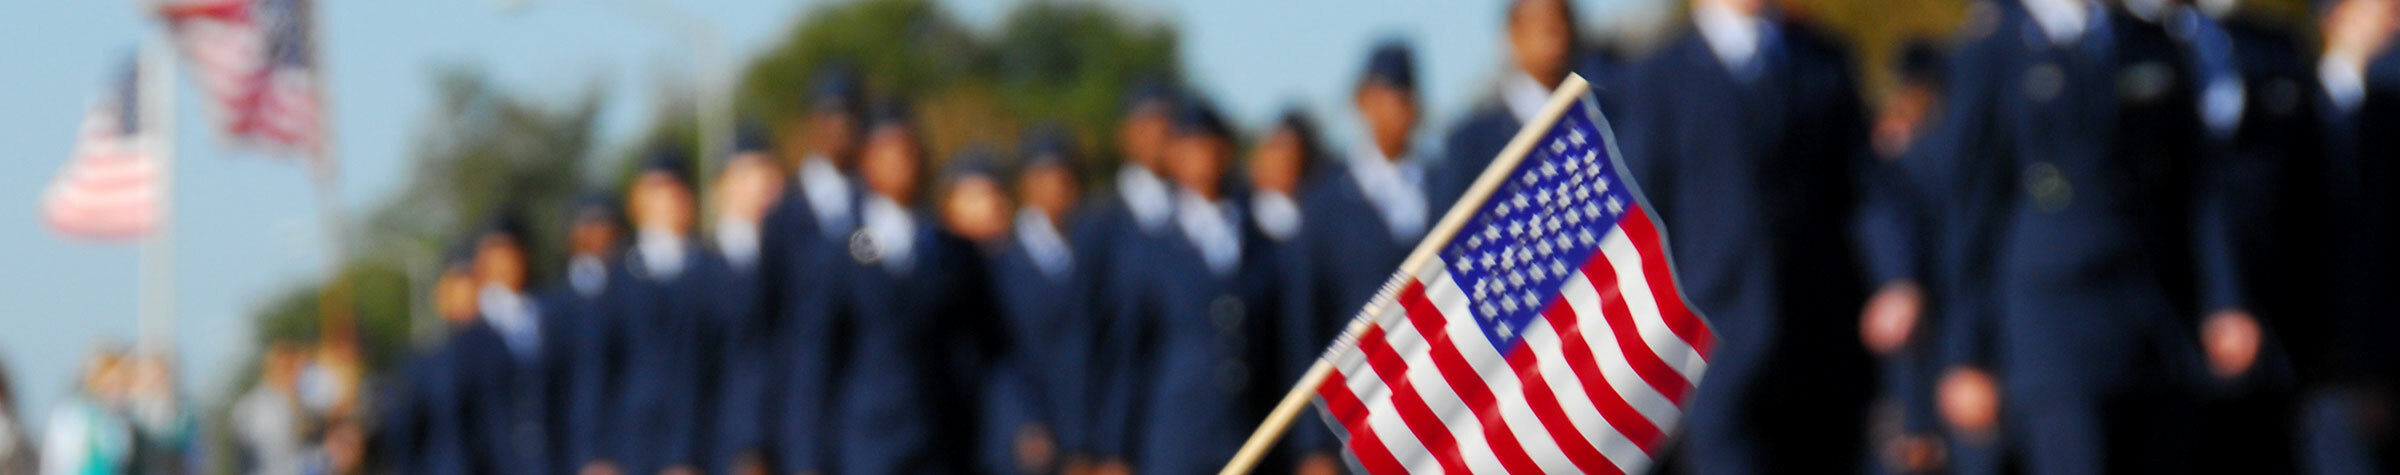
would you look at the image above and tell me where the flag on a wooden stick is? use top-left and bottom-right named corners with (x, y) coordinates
top-left (1309, 76), bottom-right (1712, 475)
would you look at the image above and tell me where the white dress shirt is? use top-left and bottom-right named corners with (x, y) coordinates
top-left (797, 155), bottom-right (855, 239)
top-left (860, 194), bottom-right (918, 273)
top-left (1175, 190), bottom-right (1243, 276)
top-left (1347, 144), bottom-right (1429, 242)
top-left (1117, 165), bottom-right (1173, 233)
top-left (1015, 207), bottom-right (1075, 279)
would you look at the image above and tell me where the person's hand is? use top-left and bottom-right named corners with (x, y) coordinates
top-left (579, 461), bottom-right (622, 475)
top-left (1297, 452), bottom-right (1343, 475)
top-left (1091, 459), bottom-right (1133, 475)
top-left (1882, 433), bottom-right (1946, 473)
top-left (2202, 309), bottom-right (2263, 380)
top-left (1937, 366), bottom-right (2000, 437)
top-left (1014, 424), bottom-right (1057, 474)
top-left (1860, 281), bottom-right (1924, 356)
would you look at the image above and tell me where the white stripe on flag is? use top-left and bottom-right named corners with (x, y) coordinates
top-left (1369, 288), bottom-right (1510, 474)
top-left (1421, 268), bottom-right (1583, 474)
top-left (1334, 318), bottom-right (1442, 474)
top-left (1560, 268), bottom-right (1685, 429)
top-left (1596, 230), bottom-right (1708, 383)
top-left (1518, 319), bottom-right (1652, 474)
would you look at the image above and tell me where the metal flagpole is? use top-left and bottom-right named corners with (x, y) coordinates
top-left (138, 25), bottom-right (180, 354)
top-left (1215, 75), bottom-right (1593, 475)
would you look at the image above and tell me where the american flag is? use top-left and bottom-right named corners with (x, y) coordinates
top-left (42, 58), bottom-right (162, 240)
top-left (158, 0), bottom-right (323, 161)
top-left (1313, 92), bottom-right (1712, 474)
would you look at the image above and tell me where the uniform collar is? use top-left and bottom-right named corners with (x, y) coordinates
top-left (1116, 165), bottom-right (1173, 233)
top-left (1014, 207), bottom-right (1075, 279)
top-left (1174, 189), bottom-right (1243, 276)
top-left (715, 216), bottom-right (762, 270)
top-left (477, 285), bottom-right (541, 361)
top-left (567, 254), bottom-right (608, 297)
top-left (634, 229), bottom-right (689, 280)
top-left (2024, 0), bottom-right (2096, 46)
top-left (797, 155), bottom-right (855, 236)
top-left (1346, 143), bottom-right (1429, 241)
top-left (1503, 72), bottom-right (1553, 125)
top-left (1250, 190), bottom-right (1303, 242)
top-left (860, 194), bottom-right (918, 273)
top-left (1693, 2), bottom-right (1767, 74)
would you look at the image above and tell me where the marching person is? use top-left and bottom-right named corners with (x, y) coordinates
top-left (787, 102), bottom-right (994, 475)
top-left (1077, 80), bottom-right (1182, 475)
top-left (982, 126), bottom-right (1102, 475)
top-left (1856, 41), bottom-right (1950, 475)
top-left (613, 148), bottom-right (712, 475)
top-left (1607, 0), bottom-right (1878, 470)
top-left (542, 193), bottom-right (626, 475)
top-left (698, 123), bottom-right (788, 475)
top-left (770, 68), bottom-right (869, 475)
top-left (1096, 96), bottom-right (1285, 475)
top-left (1282, 40), bottom-right (1435, 475)
top-left (1917, 0), bottom-right (2256, 471)
top-left (2307, 0), bottom-right (2400, 471)
top-left (1439, 0), bottom-right (1609, 211)
top-left (455, 214), bottom-right (553, 475)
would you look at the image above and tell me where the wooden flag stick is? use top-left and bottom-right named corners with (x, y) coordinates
top-left (1218, 74), bottom-right (1593, 475)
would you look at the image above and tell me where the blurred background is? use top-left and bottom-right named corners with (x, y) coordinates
top-left (0, 0), bottom-right (2349, 473)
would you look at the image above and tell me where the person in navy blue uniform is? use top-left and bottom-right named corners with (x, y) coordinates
top-left (1914, 0), bottom-right (2261, 471)
top-left (1855, 40), bottom-right (1950, 475)
top-left (938, 147), bottom-right (1016, 252)
top-left (768, 69), bottom-right (869, 475)
top-left (696, 123), bottom-right (788, 475)
top-left (1245, 109), bottom-right (1326, 250)
top-left (786, 102), bottom-right (994, 475)
top-left (1437, 0), bottom-right (1611, 212)
top-left (1075, 80), bottom-right (1181, 475)
top-left (1096, 95), bottom-right (1285, 475)
top-left (2305, 0), bottom-right (2400, 471)
top-left (540, 194), bottom-right (626, 475)
top-left (1279, 41), bottom-right (1434, 475)
top-left (453, 214), bottom-right (555, 475)
top-left (380, 249), bottom-right (482, 475)
top-left (612, 148), bottom-right (713, 475)
top-left (1607, 0), bottom-right (1877, 471)
top-left (981, 126), bottom-right (1105, 475)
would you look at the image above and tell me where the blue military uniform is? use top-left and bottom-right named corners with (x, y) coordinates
top-left (767, 70), bottom-right (866, 474)
top-left (552, 258), bottom-right (629, 472)
top-left (1074, 83), bottom-right (1183, 466)
top-left (1609, 7), bottom-right (1876, 473)
top-left (1921, 2), bottom-right (2242, 471)
top-left (458, 285), bottom-right (553, 475)
top-left (976, 132), bottom-right (1106, 475)
top-left (2310, 24), bottom-right (2400, 473)
top-left (612, 238), bottom-right (712, 474)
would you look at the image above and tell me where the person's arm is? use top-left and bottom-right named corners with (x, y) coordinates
top-left (777, 246), bottom-right (839, 474)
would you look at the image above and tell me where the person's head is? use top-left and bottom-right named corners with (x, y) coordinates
top-left (1509, 0), bottom-right (1581, 88)
top-left (716, 122), bottom-right (788, 225)
top-left (1875, 41), bottom-right (1949, 160)
top-left (859, 101), bottom-right (925, 205)
top-left (1356, 40), bottom-right (1421, 160)
top-left (261, 342), bottom-right (306, 391)
top-left (1697, 0), bottom-right (1768, 16)
top-left (1018, 126), bottom-right (1085, 223)
top-left (1248, 109), bottom-right (1323, 196)
top-left (2325, 0), bottom-right (2400, 68)
top-left (1116, 80), bottom-right (1179, 169)
top-left (1166, 97), bottom-right (1235, 200)
top-left (629, 147), bottom-right (697, 237)
top-left (793, 66), bottom-right (864, 168)
top-left (434, 250), bottom-right (479, 324)
top-left (81, 345), bottom-right (128, 401)
top-left (567, 194), bottom-right (622, 259)
top-left (939, 147), bottom-right (1014, 243)
top-left (472, 214), bottom-right (529, 292)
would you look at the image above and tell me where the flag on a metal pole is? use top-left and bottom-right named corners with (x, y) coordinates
top-left (42, 57), bottom-right (162, 241)
top-left (1222, 74), bottom-right (1713, 475)
top-left (156, 0), bottom-right (322, 161)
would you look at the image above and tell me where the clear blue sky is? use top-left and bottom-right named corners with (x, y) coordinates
top-left (0, 0), bottom-right (1659, 429)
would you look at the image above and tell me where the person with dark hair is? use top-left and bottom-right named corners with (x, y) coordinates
top-left (1438, 0), bottom-right (1606, 212)
top-left (1245, 109), bottom-right (1324, 245)
top-left (695, 121), bottom-right (788, 475)
top-left (451, 212), bottom-right (554, 475)
top-left (1853, 38), bottom-right (1951, 475)
top-left (2306, 0), bottom-right (2400, 472)
top-left (543, 192), bottom-right (627, 475)
top-left (938, 146), bottom-right (1015, 249)
top-left (1096, 95), bottom-right (1287, 475)
top-left (787, 103), bottom-right (994, 475)
top-left (1607, 0), bottom-right (1878, 471)
top-left (981, 125), bottom-right (1102, 475)
top-left (764, 67), bottom-right (872, 475)
top-left (611, 147), bottom-right (713, 475)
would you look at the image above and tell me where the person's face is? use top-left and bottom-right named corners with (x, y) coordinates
top-left (1357, 84), bottom-right (1420, 159)
top-left (434, 266), bottom-right (479, 323)
top-left (807, 111), bottom-right (860, 166)
top-left (1166, 133), bottom-right (1230, 199)
top-left (630, 172), bottom-right (695, 235)
top-left (1117, 105), bottom-right (1171, 168)
top-left (942, 176), bottom-right (1014, 242)
top-left (1018, 165), bottom-right (1080, 223)
top-left (474, 235), bottom-right (527, 292)
top-left (569, 215), bottom-right (618, 258)
top-left (1247, 129), bottom-right (1306, 195)
top-left (860, 126), bottom-right (923, 204)
top-left (1510, 0), bottom-right (1575, 87)
top-left (714, 154), bottom-right (787, 224)
top-left (1872, 82), bottom-right (1940, 161)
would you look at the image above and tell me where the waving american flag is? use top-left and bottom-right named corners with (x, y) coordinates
top-left (1311, 76), bottom-right (1711, 475)
top-left (157, 0), bottom-right (322, 161)
top-left (42, 58), bottom-right (160, 240)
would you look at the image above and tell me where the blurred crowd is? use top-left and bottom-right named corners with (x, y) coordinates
top-left (356, 0), bottom-right (2400, 474)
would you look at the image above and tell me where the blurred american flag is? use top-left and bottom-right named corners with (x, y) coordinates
top-left (43, 57), bottom-right (161, 240)
top-left (158, 0), bottom-right (323, 162)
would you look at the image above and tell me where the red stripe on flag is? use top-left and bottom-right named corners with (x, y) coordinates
top-left (1320, 371), bottom-right (1409, 475)
top-left (1355, 326), bottom-right (1474, 475)
top-left (1578, 256), bottom-right (1694, 403)
top-left (1619, 209), bottom-right (1714, 356)
top-left (1396, 282), bottom-right (1543, 475)
top-left (1498, 346), bottom-right (1622, 475)
top-left (1536, 304), bottom-right (1665, 449)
